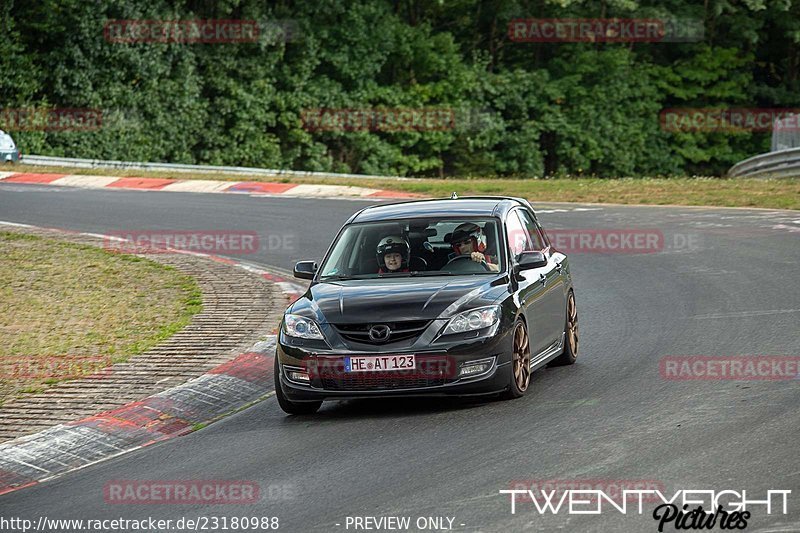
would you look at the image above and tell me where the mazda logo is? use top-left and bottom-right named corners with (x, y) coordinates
top-left (368, 324), bottom-right (391, 342)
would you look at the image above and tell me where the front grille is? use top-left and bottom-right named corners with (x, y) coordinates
top-left (320, 373), bottom-right (447, 391)
top-left (332, 320), bottom-right (431, 344)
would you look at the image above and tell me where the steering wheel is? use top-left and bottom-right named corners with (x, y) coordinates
top-left (443, 254), bottom-right (492, 272)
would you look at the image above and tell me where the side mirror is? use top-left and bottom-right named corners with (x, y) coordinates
top-left (293, 260), bottom-right (318, 280)
top-left (514, 251), bottom-right (547, 272)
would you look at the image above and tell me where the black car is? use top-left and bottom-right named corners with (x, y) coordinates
top-left (274, 196), bottom-right (579, 414)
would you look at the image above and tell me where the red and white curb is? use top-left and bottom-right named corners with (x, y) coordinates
top-left (0, 172), bottom-right (418, 199)
top-left (0, 221), bottom-right (306, 496)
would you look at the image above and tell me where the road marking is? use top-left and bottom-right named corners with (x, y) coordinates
top-left (771, 224), bottom-right (800, 233)
top-left (690, 309), bottom-right (800, 319)
top-left (535, 207), bottom-right (603, 214)
top-left (227, 181), bottom-right (297, 194)
top-left (82, 232), bottom-right (124, 241)
top-left (161, 180), bottom-right (238, 193)
top-left (0, 220), bottom-right (33, 228)
top-left (106, 177), bottom-right (174, 190)
top-left (289, 184), bottom-right (381, 197)
top-left (51, 175), bottom-right (119, 188)
top-left (1, 172), bottom-right (418, 199)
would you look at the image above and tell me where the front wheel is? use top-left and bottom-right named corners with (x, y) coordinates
top-left (550, 291), bottom-right (578, 366)
top-left (501, 319), bottom-right (531, 400)
top-left (274, 357), bottom-right (322, 415)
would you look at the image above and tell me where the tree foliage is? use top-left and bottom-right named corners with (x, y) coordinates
top-left (3, 0), bottom-right (799, 176)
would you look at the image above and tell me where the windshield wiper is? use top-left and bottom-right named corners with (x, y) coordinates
top-left (322, 271), bottom-right (467, 280)
top-left (319, 274), bottom-right (368, 281)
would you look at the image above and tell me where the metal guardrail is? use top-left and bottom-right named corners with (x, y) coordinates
top-left (728, 147), bottom-right (800, 179)
top-left (18, 154), bottom-right (410, 181)
top-left (21, 152), bottom-right (798, 180)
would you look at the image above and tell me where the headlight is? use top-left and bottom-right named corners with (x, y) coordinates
top-left (283, 314), bottom-right (324, 340)
top-left (442, 305), bottom-right (500, 335)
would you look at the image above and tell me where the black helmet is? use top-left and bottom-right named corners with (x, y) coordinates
top-left (449, 222), bottom-right (487, 253)
top-left (376, 235), bottom-right (410, 268)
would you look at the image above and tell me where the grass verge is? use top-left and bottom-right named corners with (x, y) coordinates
top-left (5, 163), bottom-right (799, 210)
top-left (0, 231), bottom-right (202, 403)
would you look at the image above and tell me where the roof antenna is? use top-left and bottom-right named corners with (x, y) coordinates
top-left (450, 191), bottom-right (458, 199)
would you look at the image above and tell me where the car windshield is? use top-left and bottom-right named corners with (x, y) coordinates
top-left (0, 133), bottom-right (15, 150)
top-left (318, 217), bottom-right (504, 279)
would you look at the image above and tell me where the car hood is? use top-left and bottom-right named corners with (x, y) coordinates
top-left (289, 275), bottom-right (509, 324)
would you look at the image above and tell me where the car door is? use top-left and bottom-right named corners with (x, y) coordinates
top-left (506, 209), bottom-right (551, 357)
top-left (518, 208), bottom-right (568, 351)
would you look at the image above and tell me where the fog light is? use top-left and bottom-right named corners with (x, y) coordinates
top-left (288, 370), bottom-right (310, 383)
top-left (459, 358), bottom-right (494, 378)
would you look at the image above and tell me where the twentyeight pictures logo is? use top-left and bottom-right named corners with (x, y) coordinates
top-left (499, 487), bottom-right (791, 531)
top-left (508, 479), bottom-right (665, 503)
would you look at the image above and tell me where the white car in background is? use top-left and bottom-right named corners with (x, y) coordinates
top-left (0, 130), bottom-right (20, 163)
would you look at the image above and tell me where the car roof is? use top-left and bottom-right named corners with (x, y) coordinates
top-left (349, 196), bottom-right (530, 223)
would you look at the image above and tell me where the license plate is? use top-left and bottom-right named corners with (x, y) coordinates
top-left (345, 355), bottom-right (416, 372)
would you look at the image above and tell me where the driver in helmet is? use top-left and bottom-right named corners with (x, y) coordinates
top-left (376, 235), bottom-right (411, 274)
top-left (449, 222), bottom-right (499, 272)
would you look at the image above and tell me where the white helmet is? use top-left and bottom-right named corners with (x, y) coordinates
top-left (376, 235), bottom-right (410, 268)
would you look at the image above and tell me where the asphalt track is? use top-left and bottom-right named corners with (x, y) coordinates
top-left (0, 183), bottom-right (798, 532)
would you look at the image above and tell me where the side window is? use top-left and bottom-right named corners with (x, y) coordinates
top-left (535, 220), bottom-right (551, 248)
top-left (505, 211), bottom-right (530, 257)
top-left (516, 209), bottom-right (546, 251)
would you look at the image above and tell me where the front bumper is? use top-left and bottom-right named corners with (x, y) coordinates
top-left (1, 150), bottom-right (20, 163)
top-left (276, 325), bottom-right (514, 402)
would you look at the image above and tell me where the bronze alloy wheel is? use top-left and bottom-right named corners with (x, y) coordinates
top-left (567, 291), bottom-right (578, 357)
top-left (550, 291), bottom-right (579, 367)
top-left (512, 321), bottom-right (531, 392)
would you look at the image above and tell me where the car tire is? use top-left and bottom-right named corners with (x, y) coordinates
top-left (501, 319), bottom-right (531, 400)
top-left (550, 291), bottom-right (578, 367)
top-left (274, 357), bottom-right (322, 415)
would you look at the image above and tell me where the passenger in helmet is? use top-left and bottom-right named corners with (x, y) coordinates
top-left (376, 235), bottom-right (410, 274)
top-left (449, 222), bottom-right (499, 272)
